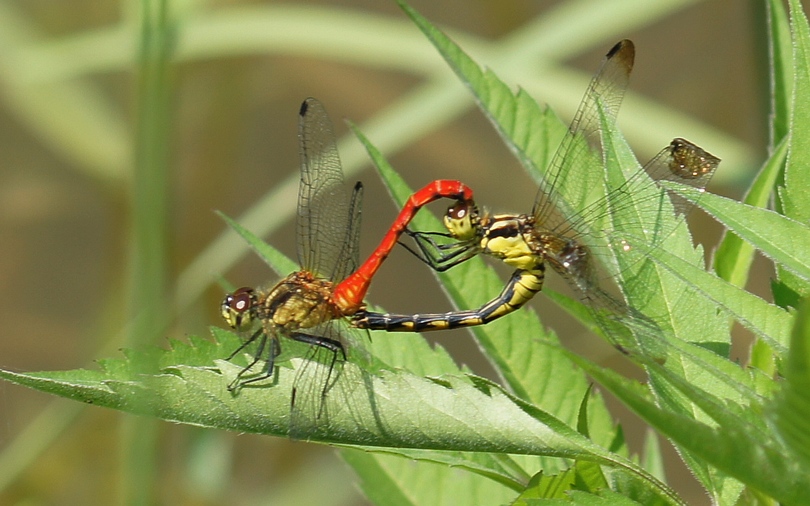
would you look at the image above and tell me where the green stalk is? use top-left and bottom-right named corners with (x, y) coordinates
top-left (122, 1), bottom-right (174, 504)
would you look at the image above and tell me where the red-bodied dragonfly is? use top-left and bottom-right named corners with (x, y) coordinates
top-left (352, 40), bottom-right (720, 360)
top-left (220, 99), bottom-right (474, 428)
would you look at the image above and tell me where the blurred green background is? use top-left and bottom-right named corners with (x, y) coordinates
top-left (0, 0), bottom-right (771, 504)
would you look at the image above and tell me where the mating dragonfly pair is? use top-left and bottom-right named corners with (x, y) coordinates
top-left (220, 40), bottom-right (719, 430)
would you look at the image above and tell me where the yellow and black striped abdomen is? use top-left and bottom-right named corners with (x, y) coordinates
top-left (352, 265), bottom-right (545, 332)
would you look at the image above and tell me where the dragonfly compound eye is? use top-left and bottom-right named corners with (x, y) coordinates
top-left (221, 287), bottom-right (257, 330)
top-left (444, 201), bottom-right (480, 240)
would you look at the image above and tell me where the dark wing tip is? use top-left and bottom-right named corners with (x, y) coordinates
top-left (299, 98), bottom-right (313, 117)
top-left (607, 39), bottom-right (635, 70)
top-left (668, 138), bottom-right (721, 179)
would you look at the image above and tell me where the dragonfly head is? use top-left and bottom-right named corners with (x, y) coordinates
top-left (443, 199), bottom-right (481, 241)
top-left (221, 287), bottom-right (258, 330)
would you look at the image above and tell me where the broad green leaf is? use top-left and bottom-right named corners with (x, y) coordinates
top-left (627, 232), bottom-right (792, 356)
top-left (641, 429), bottom-right (665, 483)
top-left (749, 338), bottom-right (778, 377)
top-left (599, 111), bottom-right (731, 362)
top-left (513, 463), bottom-right (671, 505)
top-left (513, 468), bottom-right (578, 502)
top-left (767, 0), bottom-right (793, 145)
top-left (599, 128), bottom-right (753, 506)
top-left (0, 332), bottom-right (681, 505)
top-left (714, 137), bottom-right (788, 287)
top-left (345, 447), bottom-right (531, 493)
top-left (672, 184), bottom-right (810, 281)
top-left (781, 0), bottom-right (810, 222)
top-left (564, 349), bottom-right (806, 505)
top-left (342, 450), bottom-right (519, 506)
top-left (773, 299), bottom-right (810, 466)
top-left (775, 0), bottom-right (810, 297)
top-left (0, 338), bottom-right (613, 455)
top-left (573, 460), bottom-right (610, 497)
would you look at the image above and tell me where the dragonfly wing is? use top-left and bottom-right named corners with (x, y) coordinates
top-left (332, 181), bottom-right (364, 283)
top-left (531, 39), bottom-right (635, 232)
top-left (572, 275), bottom-right (669, 363)
top-left (601, 138), bottom-right (721, 263)
top-left (642, 137), bottom-right (720, 221)
top-left (296, 98), bottom-right (353, 278)
top-left (288, 319), bottom-right (369, 440)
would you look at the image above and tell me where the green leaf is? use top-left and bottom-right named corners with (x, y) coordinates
top-left (0, 335), bottom-right (595, 453)
top-left (775, 0), bottom-right (810, 297)
top-left (0, 329), bottom-right (682, 504)
top-left (767, 0), bottom-right (793, 145)
top-left (773, 299), bottom-right (810, 467)
top-left (626, 232), bottom-right (792, 356)
top-left (563, 350), bottom-right (808, 505)
top-left (781, 0), bottom-right (810, 224)
top-left (671, 184), bottom-right (810, 281)
top-left (343, 450), bottom-right (519, 506)
top-left (714, 137), bottom-right (788, 287)
top-left (641, 429), bottom-right (665, 483)
top-left (514, 469), bottom-right (578, 503)
top-left (345, 447), bottom-right (531, 493)
top-left (511, 462), bottom-right (674, 505)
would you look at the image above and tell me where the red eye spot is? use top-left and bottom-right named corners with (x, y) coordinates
top-left (229, 287), bottom-right (254, 313)
top-left (447, 202), bottom-right (468, 220)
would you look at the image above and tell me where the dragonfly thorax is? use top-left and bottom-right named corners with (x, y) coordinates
top-left (480, 214), bottom-right (540, 271)
top-left (262, 271), bottom-right (340, 330)
top-left (533, 231), bottom-right (597, 291)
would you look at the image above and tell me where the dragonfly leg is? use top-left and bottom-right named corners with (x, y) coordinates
top-left (399, 230), bottom-right (478, 272)
top-left (228, 333), bottom-right (281, 391)
top-left (288, 332), bottom-right (346, 361)
top-left (288, 332), bottom-right (347, 417)
top-left (226, 327), bottom-right (263, 361)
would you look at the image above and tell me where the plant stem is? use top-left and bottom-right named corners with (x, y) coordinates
top-left (122, 1), bottom-right (175, 504)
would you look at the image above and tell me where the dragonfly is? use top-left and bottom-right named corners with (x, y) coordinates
top-left (352, 40), bottom-right (720, 360)
top-left (220, 98), bottom-right (475, 429)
